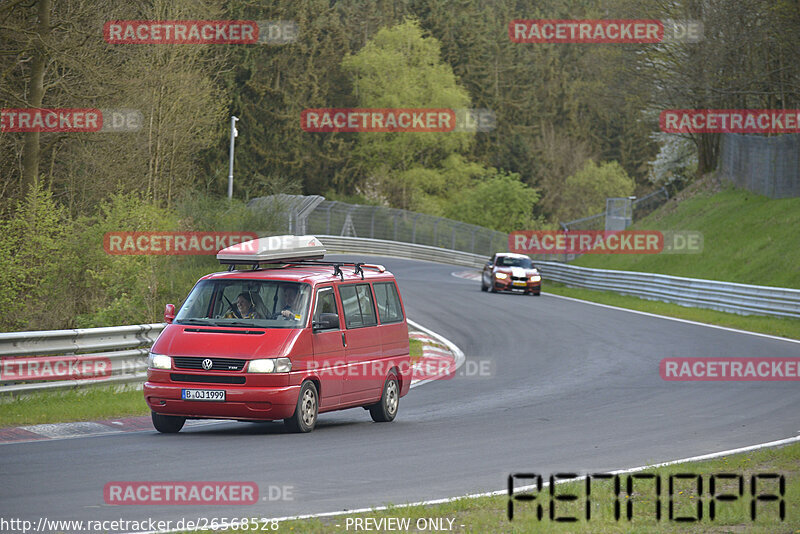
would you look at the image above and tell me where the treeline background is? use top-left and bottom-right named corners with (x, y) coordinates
top-left (1, 0), bottom-right (799, 330)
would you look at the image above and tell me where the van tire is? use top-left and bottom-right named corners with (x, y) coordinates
top-left (151, 412), bottom-right (186, 433)
top-left (285, 381), bottom-right (318, 433)
top-left (369, 374), bottom-right (399, 423)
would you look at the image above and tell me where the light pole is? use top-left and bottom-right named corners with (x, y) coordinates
top-left (227, 116), bottom-right (239, 200)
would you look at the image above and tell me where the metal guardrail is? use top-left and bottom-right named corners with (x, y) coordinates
top-left (2, 235), bottom-right (798, 394)
top-left (534, 261), bottom-right (800, 319)
top-left (319, 235), bottom-right (488, 269)
top-left (0, 324), bottom-right (164, 394)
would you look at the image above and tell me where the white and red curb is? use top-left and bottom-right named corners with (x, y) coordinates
top-left (451, 270), bottom-right (480, 281)
top-left (407, 318), bottom-right (465, 388)
top-left (0, 417), bottom-right (222, 444)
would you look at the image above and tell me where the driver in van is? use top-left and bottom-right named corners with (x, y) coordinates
top-left (279, 284), bottom-right (302, 319)
top-left (225, 292), bottom-right (260, 319)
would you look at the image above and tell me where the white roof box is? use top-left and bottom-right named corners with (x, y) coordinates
top-left (217, 235), bottom-right (326, 264)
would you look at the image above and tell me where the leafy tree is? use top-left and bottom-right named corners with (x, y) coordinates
top-left (558, 160), bottom-right (635, 222)
top-left (341, 18), bottom-right (472, 198)
top-left (0, 0), bottom-right (229, 212)
top-left (0, 182), bottom-right (69, 331)
top-left (445, 171), bottom-right (540, 233)
top-left (647, 133), bottom-right (698, 194)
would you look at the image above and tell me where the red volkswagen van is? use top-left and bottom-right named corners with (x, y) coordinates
top-left (143, 236), bottom-right (411, 433)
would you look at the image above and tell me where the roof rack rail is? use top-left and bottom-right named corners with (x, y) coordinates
top-left (283, 260), bottom-right (386, 280)
top-left (221, 259), bottom-right (386, 280)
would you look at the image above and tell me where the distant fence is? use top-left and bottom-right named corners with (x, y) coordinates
top-left (718, 133), bottom-right (800, 198)
top-left (560, 188), bottom-right (669, 231)
top-left (252, 192), bottom-right (672, 261)
top-left (251, 196), bottom-right (510, 257)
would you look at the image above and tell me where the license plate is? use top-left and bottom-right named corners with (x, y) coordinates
top-left (182, 389), bottom-right (225, 401)
top-left (512, 281), bottom-right (526, 287)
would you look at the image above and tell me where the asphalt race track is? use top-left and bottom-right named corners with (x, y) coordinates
top-left (2, 255), bottom-right (799, 530)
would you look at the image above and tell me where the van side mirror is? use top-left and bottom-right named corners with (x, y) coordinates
top-left (164, 304), bottom-right (176, 324)
top-left (313, 312), bottom-right (339, 331)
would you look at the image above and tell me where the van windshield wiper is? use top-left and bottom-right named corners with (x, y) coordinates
top-left (222, 320), bottom-right (258, 327)
top-left (176, 318), bottom-right (215, 326)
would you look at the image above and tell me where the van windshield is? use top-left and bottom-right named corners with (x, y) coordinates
top-left (174, 280), bottom-right (311, 328)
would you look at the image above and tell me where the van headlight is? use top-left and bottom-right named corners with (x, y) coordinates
top-left (248, 358), bottom-right (292, 373)
top-left (148, 352), bottom-right (172, 370)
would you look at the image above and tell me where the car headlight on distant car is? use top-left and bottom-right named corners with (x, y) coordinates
top-left (530, 275), bottom-right (541, 282)
top-left (148, 352), bottom-right (172, 370)
top-left (248, 358), bottom-right (292, 373)
top-left (495, 272), bottom-right (508, 279)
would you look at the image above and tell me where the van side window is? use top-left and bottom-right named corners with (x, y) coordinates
top-left (338, 284), bottom-right (377, 329)
top-left (313, 287), bottom-right (339, 330)
top-left (374, 282), bottom-right (403, 323)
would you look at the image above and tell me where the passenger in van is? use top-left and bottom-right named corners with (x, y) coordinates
top-left (225, 292), bottom-right (261, 319)
top-left (279, 284), bottom-right (302, 319)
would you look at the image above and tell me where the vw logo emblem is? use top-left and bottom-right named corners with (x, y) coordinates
top-left (202, 359), bottom-right (213, 370)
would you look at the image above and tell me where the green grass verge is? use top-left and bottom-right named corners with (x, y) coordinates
top-left (409, 338), bottom-right (423, 363)
top-left (0, 385), bottom-right (149, 427)
top-left (573, 183), bottom-right (800, 289)
top-left (0, 336), bottom-right (426, 428)
top-left (544, 281), bottom-right (800, 340)
top-left (189, 441), bottom-right (799, 533)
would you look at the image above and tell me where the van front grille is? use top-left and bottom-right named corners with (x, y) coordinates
top-left (173, 356), bottom-right (246, 371)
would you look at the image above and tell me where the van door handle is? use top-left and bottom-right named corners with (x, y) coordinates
top-left (341, 332), bottom-right (346, 347)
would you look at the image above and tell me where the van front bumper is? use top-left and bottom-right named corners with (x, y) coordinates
top-left (144, 381), bottom-right (300, 421)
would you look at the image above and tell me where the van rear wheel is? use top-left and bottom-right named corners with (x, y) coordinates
top-left (285, 381), bottom-right (318, 433)
top-left (369, 374), bottom-right (399, 423)
top-left (151, 412), bottom-right (185, 433)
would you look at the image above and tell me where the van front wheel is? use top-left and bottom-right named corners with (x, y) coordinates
top-left (151, 412), bottom-right (185, 433)
top-left (285, 381), bottom-right (318, 433)
top-left (369, 374), bottom-right (399, 423)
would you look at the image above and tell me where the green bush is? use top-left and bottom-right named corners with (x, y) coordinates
top-left (0, 183), bottom-right (69, 331)
top-left (558, 160), bottom-right (636, 222)
top-left (446, 172), bottom-right (541, 233)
